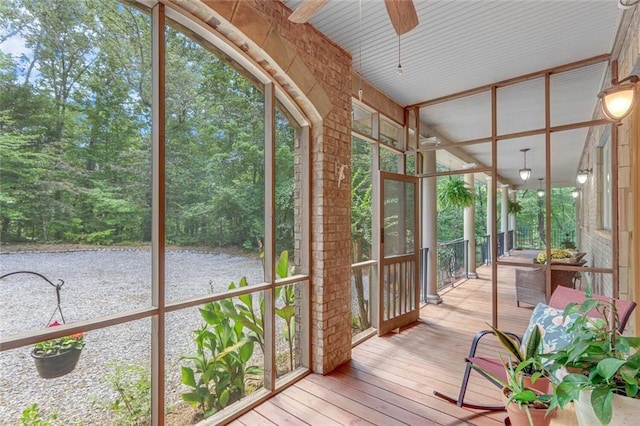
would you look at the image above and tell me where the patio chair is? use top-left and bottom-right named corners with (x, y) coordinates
top-left (432, 286), bottom-right (637, 411)
top-left (515, 260), bottom-right (587, 307)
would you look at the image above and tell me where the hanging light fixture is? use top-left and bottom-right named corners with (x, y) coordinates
top-left (576, 169), bottom-right (590, 185)
top-left (571, 188), bottom-right (580, 198)
top-left (599, 60), bottom-right (639, 121)
top-left (537, 178), bottom-right (545, 197)
top-left (396, 34), bottom-right (403, 75)
top-left (519, 148), bottom-right (531, 182)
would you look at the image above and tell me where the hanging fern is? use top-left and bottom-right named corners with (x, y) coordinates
top-left (508, 199), bottom-right (523, 214)
top-left (437, 177), bottom-right (473, 210)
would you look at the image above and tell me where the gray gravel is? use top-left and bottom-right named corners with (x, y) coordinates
top-left (0, 248), bottom-right (264, 425)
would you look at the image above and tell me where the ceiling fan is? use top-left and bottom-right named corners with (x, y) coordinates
top-left (288, 0), bottom-right (419, 35)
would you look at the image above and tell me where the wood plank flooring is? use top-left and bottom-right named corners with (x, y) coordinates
top-left (232, 262), bottom-right (535, 425)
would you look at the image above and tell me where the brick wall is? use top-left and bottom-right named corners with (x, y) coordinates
top-left (577, 8), bottom-right (639, 334)
top-left (173, 0), bottom-right (353, 373)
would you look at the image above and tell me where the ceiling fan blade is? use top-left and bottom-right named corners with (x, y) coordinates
top-left (288, 0), bottom-right (330, 23)
top-left (384, 0), bottom-right (419, 35)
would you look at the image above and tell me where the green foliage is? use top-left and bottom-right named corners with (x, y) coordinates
top-left (488, 323), bottom-right (546, 377)
top-left (437, 176), bottom-right (473, 210)
top-left (224, 251), bottom-right (298, 372)
top-left (20, 404), bottom-right (60, 426)
top-left (436, 176), bottom-right (474, 243)
top-left (508, 199), bottom-right (523, 214)
top-left (515, 188), bottom-right (577, 249)
top-left (33, 333), bottom-right (85, 356)
top-left (97, 362), bottom-right (151, 426)
top-left (474, 356), bottom-right (553, 425)
top-left (1, 0), bottom-right (296, 253)
top-left (351, 137), bottom-right (373, 331)
top-left (181, 299), bottom-right (262, 418)
top-left (547, 291), bottom-right (640, 425)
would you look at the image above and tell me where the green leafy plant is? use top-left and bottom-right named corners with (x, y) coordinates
top-left (489, 323), bottom-right (548, 379)
top-left (437, 176), bottom-right (473, 210)
top-left (508, 199), bottom-right (523, 215)
top-left (32, 321), bottom-right (85, 356)
top-left (548, 289), bottom-right (640, 425)
top-left (474, 356), bottom-right (554, 426)
top-left (20, 404), bottom-right (60, 426)
top-left (181, 299), bottom-right (262, 418)
top-left (224, 251), bottom-right (298, 371)
top-left (97, 362), bottom-right (151, 425)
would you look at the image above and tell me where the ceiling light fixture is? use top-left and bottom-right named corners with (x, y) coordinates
top-left (519, 148), bottom-right (531, 182)
top-left (571, 188), bottom-right (580, 198)
top-left (599, 60), bottom-right (639, 121)
top-left (396, 34), bottom-right (403, 75)
top-left (576, 169), bottom-right (591, 185)
top-left (537, 178), bottom-right (545, 198)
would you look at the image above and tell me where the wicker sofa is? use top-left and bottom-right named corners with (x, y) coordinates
top-left (515, 261), bottom-right (587, 307)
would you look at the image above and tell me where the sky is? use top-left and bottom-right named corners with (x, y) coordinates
top-left (0, 35), bottom-right (27, 57)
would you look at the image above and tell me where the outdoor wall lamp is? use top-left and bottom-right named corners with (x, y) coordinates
top-left (571, 188), bottom-right (580, 198)
top-left (537, 178), bottom-right (545, 198)
top-left (519, 148), bottom-right (531, 182)
top-left (576, 169), bottom-right (591, 185)
top-left (599, 60), bottom-right (639, 121)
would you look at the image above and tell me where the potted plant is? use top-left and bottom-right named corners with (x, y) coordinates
top-left (488, 323), bottom-right (552, 394)
top-left (31, 321), bottom-right (85, 379)
top-left (547, 291), bottom-right (640, 425)
top-left (476, 356), bottom-right (556, 426)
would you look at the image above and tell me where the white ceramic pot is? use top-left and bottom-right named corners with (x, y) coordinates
top-left (575, 389), bottom-right (640, 425)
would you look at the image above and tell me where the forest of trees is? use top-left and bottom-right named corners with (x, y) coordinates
top-left (0, 0), bottom-right (295, 252)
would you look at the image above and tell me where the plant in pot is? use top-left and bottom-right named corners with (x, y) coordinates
top-left (475, 355), bottom-right (556, 426)
top-left (31, 321), bottom-right (85, 379)
top-left (488, 323), bottom-right (552, 394)
top-left (547, 292), bottom-right (640, 425)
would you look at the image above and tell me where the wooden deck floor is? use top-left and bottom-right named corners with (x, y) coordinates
top-left (231, 260), bottom-right (535, 426)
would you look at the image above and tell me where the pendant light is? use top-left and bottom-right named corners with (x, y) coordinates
top-left (519, 148), bottom-right (531, 182)
top-left (537, 178), bottom-right (545, 198)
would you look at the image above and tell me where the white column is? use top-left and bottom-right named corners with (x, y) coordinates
top-left (422, 151), bottom-right (441, 304)
top-left (486, 177), bottom-right (493, 264)
top-left (501, 186), bottom-right (509, 257)
top-left (464, 173), bottom-right (477, 278)
top-left (509, 190), bottom-right (517, 250)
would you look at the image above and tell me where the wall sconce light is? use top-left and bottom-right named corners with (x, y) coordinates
top-left (599, 60), bottom-right (639, 121)
top-left (576, 169), bottom-right (591, 185)
top-left (519, 148), bottom-right (531, 182)
top-left (537, 178), bottom-right (545, 198)
top-left (571, 188), bottom-right (580, 198)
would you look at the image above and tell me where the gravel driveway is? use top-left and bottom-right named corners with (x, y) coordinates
top-left (0, 248), bottom-right (264, 425)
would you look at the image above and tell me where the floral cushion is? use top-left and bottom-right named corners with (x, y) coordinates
top-left (521, 303), bottom-right (579, 354)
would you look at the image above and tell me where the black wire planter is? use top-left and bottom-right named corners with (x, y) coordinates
top-left (0, 270), bottom-right (85, 379)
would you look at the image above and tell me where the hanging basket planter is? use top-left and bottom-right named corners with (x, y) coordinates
top-left (30, 322), bottom-right (85, 379)
top-left (0, 271), bottom-right (87, 380)
top-left (31, 346), bottom-right (83, 379)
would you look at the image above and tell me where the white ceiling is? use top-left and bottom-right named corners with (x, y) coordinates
top-left (283, 0), bottom-right (629, 189)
